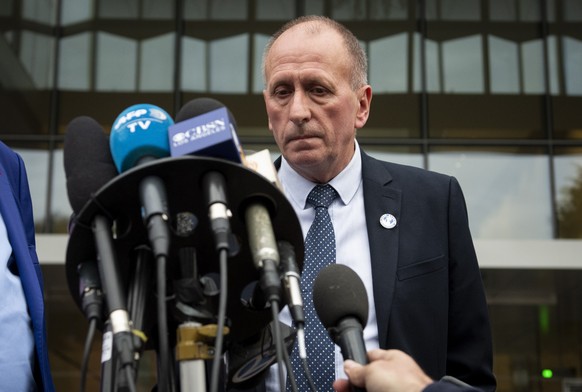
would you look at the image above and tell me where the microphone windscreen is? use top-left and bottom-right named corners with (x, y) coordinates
top-left (109, 103), bottom-right (173, 172)
top-left (169, 97), bottom-right (243, 163)
top-left (64, 116), bottom-right (118, 213)
top-left (313, 264), bottom-right (369, 329)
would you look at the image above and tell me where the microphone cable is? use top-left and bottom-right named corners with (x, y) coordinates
top-left (79, 317), bottom-right (97, 392)
top-left (210, 247), bottom-right (229, 392)
top-left (156, 253), bottom-right (173, 392)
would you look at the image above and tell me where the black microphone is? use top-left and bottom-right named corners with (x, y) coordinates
top-left (171, 97), bottom-right (244, 252)
top-left (77, 261), bottom-right (104, 322)
top-left (63, 116), bottom-right (118, 215)
top-left (313, 264), bottom-right (369, 367)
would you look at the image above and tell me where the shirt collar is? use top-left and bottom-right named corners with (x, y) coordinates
top-left (279, 141), bottom-right (362, 210)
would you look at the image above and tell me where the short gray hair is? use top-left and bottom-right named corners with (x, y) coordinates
top-left (262, 15), bottom-right (368, 91)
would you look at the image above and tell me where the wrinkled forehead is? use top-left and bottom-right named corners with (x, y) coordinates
top-left (265, 26), bottom-right (350, 82)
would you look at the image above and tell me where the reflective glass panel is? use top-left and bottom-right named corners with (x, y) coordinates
top-left (61, 0), bottom-right (93, 25)
top-left (429, 148), bottom-right (553, 239)
top-left (554, 148), bottom-right (582, 238)
top-left (442, 35), bottom-right (484, 94)
top-left (256, 0), bottom-right (295, 20)
top-left (369, 33), bottom-right (408, 93)
top-left (139, 33), bottom-right (175, 92)
top-left (15, 148), bottom-right (49, 231)
top-left (181, 37), bottom-right (207, 92)
top-left (23, 0), bottom-right (57, 25)
top-left (58, 33), bottom-right (91, 91)
top-left (209, 34), bottom-right (249, 94)
top-left (21, 31), bottom-right (55, 89)
top-left (562, 36), bottom-right (582, 96)
top-left (97, 32), bottom-right (138, 92)
top-left (489, 35), bottom-right (520, 94)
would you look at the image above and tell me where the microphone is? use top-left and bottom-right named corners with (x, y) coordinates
top-left (109, 103), bottom-right (174, 257)
top-left (169, 97), bottom-right (245, 163)
top-left (63, 116), bottom-right (118, 215)
top-left (109, 103), bottom-right (175, 391)
top-left (313, 264), bottom-right (369, 367)
top-left (170, 98), bottom-right (243, 252)
top-left (77, 261), bottom-right (104, 322)
top-left (110, 103), bottom-right (173, 172)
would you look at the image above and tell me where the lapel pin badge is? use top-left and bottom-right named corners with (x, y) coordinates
top-left (380, 213), bottom-right (397, 229)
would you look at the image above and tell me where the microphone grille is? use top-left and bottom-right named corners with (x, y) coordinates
top-left (313, 264), bottom-right (369, 329)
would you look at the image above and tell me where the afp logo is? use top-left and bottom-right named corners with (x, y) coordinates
top-left (113, 105), bottom-right (170, 133)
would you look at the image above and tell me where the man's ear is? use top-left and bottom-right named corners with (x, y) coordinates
top-left (355, 85), bottom-right (372, 129)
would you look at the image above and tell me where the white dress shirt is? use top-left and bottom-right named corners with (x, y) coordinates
top-left (266, 141), bottom-right (379, 390)
top-left (0, 211), bottom-right (36, 391)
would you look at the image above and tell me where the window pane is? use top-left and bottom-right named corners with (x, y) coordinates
top-left (97, 32), bottom-right (137, 92)
top-left (365, 146), bottom-right (424, 168)
top-left (369, 33), bottom-right (408, 93)
top-left (15, 148), bottom-right (49, 231)
top-left (562, 36), bottom-right (582, 96)
top-left (61, 0), bottom-right (93, 26)
top-left (256, 0), bottom-right (295, 20)
top-left (51, 149), bottom-right (71, 233)
top-left (369, 0), bottom-right (408, 20)
top-left (139, 33), bottom-right (175, 92)
top-left (23, 0), bottom-right (57, 25)
top-left (58, 33), bottom-right (90, 91)
top-left (522, 37), bottom-right (560, 95)
top-left (142, 0), bottom-right (174, 20)
top-left (209, 34), bottom-right (248, 93)
top-left (98, 0), bottom-right (138, 19)
top-left (253, 34), bottom-right (269, 93)
top-left (413, 34), bottom-right (441, 93)
top-left (181, 37), bottom-right (207, 92)
top-left (554, 148), bottom-right (582, 238)
top-left (442, 35), bottom-right (484, 94)
top-left (489, 35), bottom-right (520, 94)
top-left (332, 0), bottom-right (366, 20)
top-left (429, 149), bottom-right (553, 239)
top-left (441, 0), bottom-right (481, 21)
top-left (21, 31), bottom-right (55, 89)
top-left (489, 0), bottom-right (517, 21)
top-left (563, 0), bottom-right (582, 21)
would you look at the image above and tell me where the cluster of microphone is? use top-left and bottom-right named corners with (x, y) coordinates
top-left (63, 98), bottom-right (370, 392)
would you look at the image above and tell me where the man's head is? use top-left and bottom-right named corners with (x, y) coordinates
top-left (262, 16), bottom-right (372, 184)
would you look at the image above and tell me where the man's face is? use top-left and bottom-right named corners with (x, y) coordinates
top-left (263, 25), bottom-right (371, 183)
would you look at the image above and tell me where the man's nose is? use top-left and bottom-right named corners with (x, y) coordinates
top-left (289, 91), bottom-right (311, 126)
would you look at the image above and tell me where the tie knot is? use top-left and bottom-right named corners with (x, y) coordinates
top-left (307, 184), bottom-right (338, 209)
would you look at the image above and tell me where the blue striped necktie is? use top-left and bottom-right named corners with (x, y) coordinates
top-left (287, 184), bottom-right (338, 392)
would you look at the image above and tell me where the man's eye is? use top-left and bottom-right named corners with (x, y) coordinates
top-left (273, 87), bottom-right (291, 97)
top-left (310, 87), bottom-right (328, 95)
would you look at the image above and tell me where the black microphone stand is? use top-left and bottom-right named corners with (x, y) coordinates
top-left (66, 156), bottom-right (305, 392)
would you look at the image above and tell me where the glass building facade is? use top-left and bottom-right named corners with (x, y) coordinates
top-left (1, 0), bottom-right (582, 390)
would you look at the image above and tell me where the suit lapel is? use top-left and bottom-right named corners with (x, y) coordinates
top-left (361, 151), bottom-right (401, 347)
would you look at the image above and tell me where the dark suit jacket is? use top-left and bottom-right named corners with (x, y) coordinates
top-left (0, 142), bottom-right (55, 392)
top-left (230, 150), bottom-right (496, 392)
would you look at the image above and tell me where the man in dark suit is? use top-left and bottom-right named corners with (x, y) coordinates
top-left (258, 15), bottom-right (496, 392)
top-left (0, 141), bottom-right (55, 391)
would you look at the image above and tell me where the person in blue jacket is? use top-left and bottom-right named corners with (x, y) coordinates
top-left (0, 141), bottom-right (55, 391)
top-left (334, 349), bottom-right (481, 392)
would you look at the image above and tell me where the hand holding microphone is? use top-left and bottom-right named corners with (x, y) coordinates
top-left (314, 264), bottom-right (369, 392)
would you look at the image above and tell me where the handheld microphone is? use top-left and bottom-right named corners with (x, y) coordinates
top-left (313, 264), bottom-right (369, 367)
